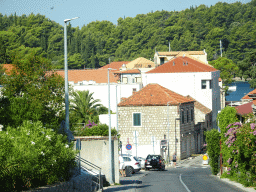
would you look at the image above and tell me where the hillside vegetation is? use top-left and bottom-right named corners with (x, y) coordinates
top-left (0, 0), bottom-right (256, 85)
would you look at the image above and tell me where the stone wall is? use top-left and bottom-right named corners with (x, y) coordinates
top-left (118, 103), bottom-right (195, 160)
top-left (74, 136), bottom-right (119, 184)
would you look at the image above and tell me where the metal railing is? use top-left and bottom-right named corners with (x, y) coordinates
top-left (75, 155), bottom-right (102, 191)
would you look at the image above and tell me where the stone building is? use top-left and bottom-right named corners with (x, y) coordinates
top-left (117, 83), bottom-right (196, 160)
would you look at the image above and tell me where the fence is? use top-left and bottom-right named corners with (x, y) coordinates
top-left (75, 155), bottom-right (103, 191)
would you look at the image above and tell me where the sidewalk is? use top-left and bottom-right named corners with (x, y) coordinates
top-left (103, 170), bottom-right (147, 192)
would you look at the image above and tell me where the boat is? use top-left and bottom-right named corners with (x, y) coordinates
top-left (228, 85), bottom-right (236, 92)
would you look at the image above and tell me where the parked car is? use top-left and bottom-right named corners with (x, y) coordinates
top-left (119, 155), bottom-right (141, 175)
top-left (145, 154), bottom-right (165, 171)
top-left (137, 157), bottom-right (146, 169)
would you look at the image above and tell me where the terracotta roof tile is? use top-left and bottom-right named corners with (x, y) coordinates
top-left (100, 61), bottom-right (130, 70)
top-left (55, 69), bottom-right (118, 83)
top-left (114, 69), bottom-right (141, 74)
top-left (146, 56), bottom-right (217, 73)
top-left (242, 89), bottom-right (256, 100)
top-left (235, 101), bottom-right (253, 115)
top-left (219, 78), bottom-right (222, 82)
top-left (126, 57), bottom-right (155, 69)
top-left (118, 83), bottom-right (194, 107)
top-left (186, 96), bottom-right (211, 114)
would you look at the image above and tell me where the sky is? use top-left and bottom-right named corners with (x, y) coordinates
top-left (0, 0), bottom-right (252, 29)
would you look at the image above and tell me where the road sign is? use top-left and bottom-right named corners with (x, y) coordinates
top-left (202, 154), bottom-right (209, 165)
top-left (161, 139), bottom-right (168, 146)
top-left (126, 144), bottom-right (132, 150)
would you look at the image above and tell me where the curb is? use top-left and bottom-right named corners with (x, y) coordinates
top-left (212, 175), bottom-right (256, 192)
top-left (103, 172), bottom-right (148, 191)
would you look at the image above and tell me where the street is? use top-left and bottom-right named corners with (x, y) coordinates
top-left (104, 155), bottom-right (255, 192)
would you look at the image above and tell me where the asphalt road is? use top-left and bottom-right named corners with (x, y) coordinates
top-left (104, 155), bottom-right (255, 192)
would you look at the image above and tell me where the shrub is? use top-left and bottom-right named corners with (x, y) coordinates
top-left (0, 120), bottom-right (78, 191)
top-left (205, 129), bottom-right (220, 175)
top-left (73, 123), bottom-right (118, 136)
top-left (221, 121), bottom-right (256, 187)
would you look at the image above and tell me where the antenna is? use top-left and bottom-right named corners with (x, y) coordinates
top-left (220, 40), bottom-right (222, 57)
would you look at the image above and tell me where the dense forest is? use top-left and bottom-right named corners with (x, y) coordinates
top-left (0, 0), bottom-right (256, 85)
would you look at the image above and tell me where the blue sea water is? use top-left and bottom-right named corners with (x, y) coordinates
top-left (225, 81), bottom-right (254, 102)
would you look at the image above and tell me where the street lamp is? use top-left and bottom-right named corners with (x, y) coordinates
top-left (64, 17), bottom-right (79, 131)
top-left (175, 118), bottom-right (180, 158)
top-left (167, 102), bottom-right (170, 164)
top-left (108, 68), bottom-right (113, 184)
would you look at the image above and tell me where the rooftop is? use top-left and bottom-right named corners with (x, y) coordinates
top-left (118, 83), bottom-right (194, 107)
top-left (147, 56), bottom-right (217, 74)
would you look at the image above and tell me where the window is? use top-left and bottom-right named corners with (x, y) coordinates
top-left (132, 88), bottom-right (137, 92)
top-left (122, 77), bottom-right (128, 84)
top-left (191, 109), bottom-right (194, 122)
top-left (181, 110), bottom-right (184, 124)
top-left (201, 80), bottom-right (206, 89)
top-left (132, 78), bottom-right (135, 83)
top-left (135, 77), bottom-right (141, 83)
top-left (187, 109), bottom-right (189, 123)
top-left (209, 80), bottom-right (212, 89)
top-left (160, 58), bottom-right (165, 65)
top-left (133, 113), bottom-right (141, 126)
top-left (123, 157), bottom-right (131, 162)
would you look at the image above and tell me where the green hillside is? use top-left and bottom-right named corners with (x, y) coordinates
top-left (0, 0), bottom-right (256, 77)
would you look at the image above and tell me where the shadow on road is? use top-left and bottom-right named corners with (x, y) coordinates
top-left (120, 180), bottom-right (142, 185)
top-left (103, 184), bottom-right (150, 192)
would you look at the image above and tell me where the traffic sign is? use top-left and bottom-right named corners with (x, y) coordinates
top-left (126, 144), bottom-right (132, 150)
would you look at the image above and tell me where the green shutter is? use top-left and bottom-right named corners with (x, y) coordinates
top-left (133, 113), bottom-right (141, 126)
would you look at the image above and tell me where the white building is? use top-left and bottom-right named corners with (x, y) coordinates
top-left (55, 68), bottom-right (142, 113)
top-left (143, 55), bottom-right (221, 128)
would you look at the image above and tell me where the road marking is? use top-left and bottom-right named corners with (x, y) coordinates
top-left (179, 174), bottom-right (191, 192)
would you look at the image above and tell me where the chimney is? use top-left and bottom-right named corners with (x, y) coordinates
top-left (132, 88), bottom-right (137, 95)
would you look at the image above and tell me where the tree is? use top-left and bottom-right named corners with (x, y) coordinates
top-left (209, 57), bottom-right (239, 91)
top-left (237, 51), bottom-right (256, 88)
top-left (0, 50), bottom-right (65, 128)
top-left (69, 90), bottom-right (102, 125)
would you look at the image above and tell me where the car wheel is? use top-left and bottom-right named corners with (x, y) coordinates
top-left (145, 168), bottom-right (149, 171)
top-left (125, 166), bottom-right (133, 177)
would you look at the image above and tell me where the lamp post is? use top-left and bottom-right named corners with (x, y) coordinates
top-left (108, 68), bottom-right (113, 184)
top-left (175, 118), bottom-right (180, 158)
top-left (64, 17), bottom-right (79, 130)
top-left (167, 102), bottom-right (170, 163)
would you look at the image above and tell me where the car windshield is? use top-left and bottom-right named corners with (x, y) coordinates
top-left (133, 157), bottom-right (139, 161)
top-left (147, 155), bottom-right (160, 160)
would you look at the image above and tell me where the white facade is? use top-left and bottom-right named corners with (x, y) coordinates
top-left (71, 83), bottom-right (142, 113)
top-left (142, 71), bottom-right (221, 128)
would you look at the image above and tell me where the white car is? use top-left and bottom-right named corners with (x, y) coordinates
top-left (137, 157), bottom-right (145, 169)
top-left (119, 154), bottom-right (141, 174)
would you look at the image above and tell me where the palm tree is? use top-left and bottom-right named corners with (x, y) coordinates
top-left (70, 90), bottom-right (102, 124)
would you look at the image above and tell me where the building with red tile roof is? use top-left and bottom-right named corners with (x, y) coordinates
top-left (100, 61), bottom-right (130, 70)
top-left (154, 50), bottom-right (208, 66)
top-left (147, 56), bottom-right (216, 74)
top-left (118, 83), bottom-right (194, 107)
top-left (54, 68), bottom-right (119, 84)
top-left (235, 101), bottom-right (253, 116)
top-left (142, 56), bottom-right (220, 129)
top-left (117, 83), bottom-right (197, 160)
top-left (241, 89), bottom-right (256, 100)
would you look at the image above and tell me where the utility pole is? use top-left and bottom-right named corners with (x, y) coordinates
top-left (220, 40), bottom-right (222, 57)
